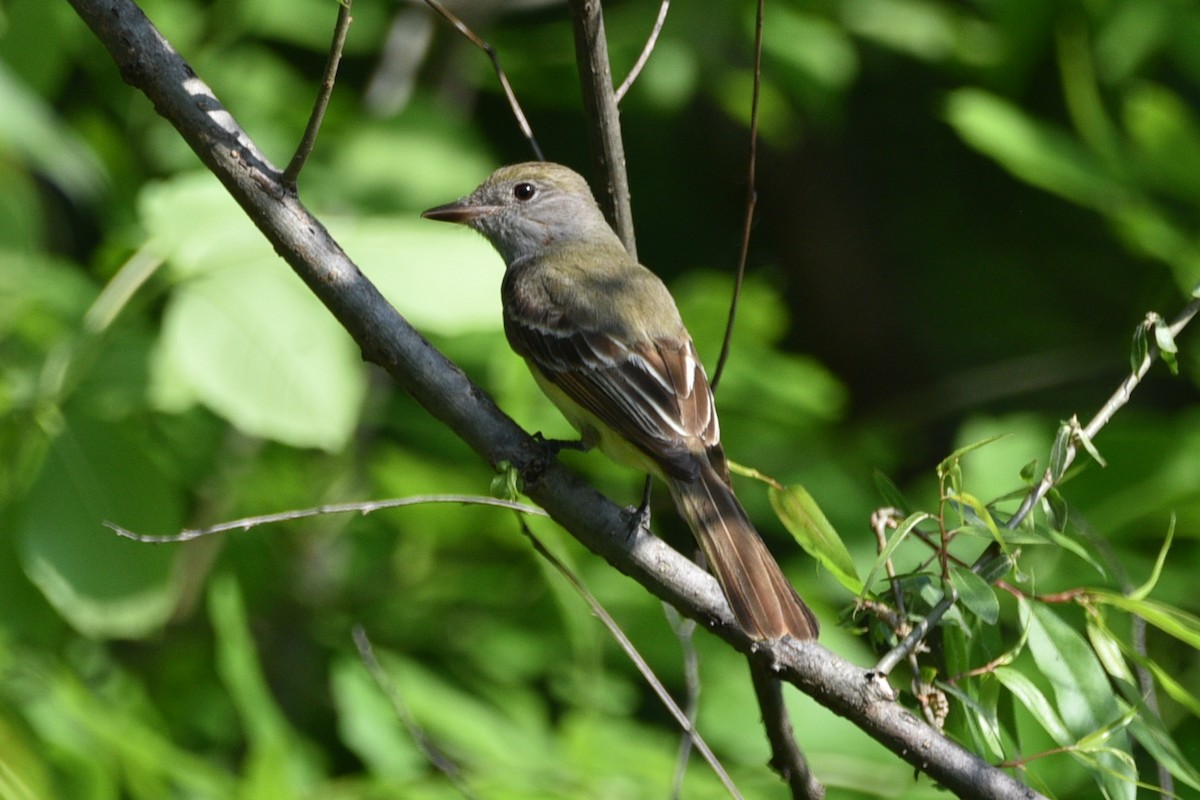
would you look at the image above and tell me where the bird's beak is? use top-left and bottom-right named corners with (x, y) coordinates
top-left (421, 200), bottom-right (497, 224)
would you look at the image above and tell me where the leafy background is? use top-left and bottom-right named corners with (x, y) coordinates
top-left (2, 0), bottom-right (1199, 797)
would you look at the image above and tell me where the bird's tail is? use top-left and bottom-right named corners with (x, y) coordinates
top-left (666, 460), bottom-right (819, 641)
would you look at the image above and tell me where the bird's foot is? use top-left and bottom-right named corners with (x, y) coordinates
top-left (623, 476), bottom-right (655, 541)
top-left (532, 431), bottom-right (589, 457)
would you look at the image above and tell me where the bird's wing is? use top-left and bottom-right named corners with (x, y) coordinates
top-left (506, 310), bottom-right (719, 481)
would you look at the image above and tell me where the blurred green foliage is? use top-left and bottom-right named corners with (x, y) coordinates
top-left (1, 0), bottom-right (1199, 797)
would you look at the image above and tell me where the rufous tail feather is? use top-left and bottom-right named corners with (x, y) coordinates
top-left (666, 460), bottom-right (819, 641)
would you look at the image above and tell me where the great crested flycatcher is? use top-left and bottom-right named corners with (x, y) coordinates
top-left (422, 162), bottom-right (818, 641)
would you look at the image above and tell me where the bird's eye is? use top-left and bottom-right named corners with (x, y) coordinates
top-left (512, 182), bottom-right (537, 201)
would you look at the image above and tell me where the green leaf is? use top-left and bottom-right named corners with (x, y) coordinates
top-left (1128, 516), bottom-right (1173, 601)
top-left (1049, 421), bottom-right (1072, 482)
top-left (1153, 316), bottom-right (1179, 374)
top-left (1046, 529), bottom-right (1108, 578)
top-left (935, 433), bottom-right (1009, 479)
top-left (949, 565), bottom-right (999, 624)
top-left (1085, 614), bottom-right (1135, 691)
top-left (0, 61), bottom-right (106, 202)
top-left (333, 215), bottom-right (506, 337)
top-left (945, 88), bottom-right (1119, 208)
top-left (1152, 316), bottom-right (1178, 354)
top-left (859, 512), bottom-right (931, 600)
top-left (937, 679), bottom-right (1006, 760)
top-left (1073, 424), bottom-right (1107, 468)
top-left (761, 5), bottom-right (858, 92)
top-left (4, 653), bottom-right (237, 797)
top-left (1126, 709), bottom-right (1200, 792)
top-left (1022, 599), bottom-right (1134, 800)
top-left (209, 574), bottom-right (321, 796)
top-left (994, 666), bottom-right (1072, 746)
top-left (16, 414), bottom-right (185, 638)
top-left (1130, 321), bottom-right (1149, 372)
top-left (1139, 656), bottom-right (1200, 718)
top-left (1023, 600), bottom-right (1120, 733)
top-left (769, 483), bottom-right (861, 593)
top-left (1088, 592), bottom-right (1200, 649)
top-left (143, 173), bottom-right (367, 451)
top-left (329, 657), bottom-right (424, 782)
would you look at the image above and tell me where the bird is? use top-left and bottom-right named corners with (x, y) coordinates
top-left (422, 162), bottom-right (818, 641)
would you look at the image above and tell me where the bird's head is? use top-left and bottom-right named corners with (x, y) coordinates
top-left (422, 162), bottom-right (620, 265)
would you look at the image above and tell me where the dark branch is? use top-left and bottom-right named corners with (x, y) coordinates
top-left (567, 0), bottom-right (636, 257)
top-left (750, 661), bottom-right (824, 800)
top-left (282, 0), bottom-right (352, 188)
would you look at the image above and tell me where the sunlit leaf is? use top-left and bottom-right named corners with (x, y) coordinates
top-left (0, 61), bottom-right (106, 201)
top-left (143, 174), bottom-right (367, 451)
top-left (1128, 516), bottom-right (1173, 601)
top-left (1153, 316), bottom-right (1179, 374)
top-left (1087, 592), bottom-right (1200, 649)
top-left (329, 657), bottom-right (424, 782)
top-left (768, 482), bottom-right (860, 593)
top-left (334, 216), bottom-right (504, 337)
top-left (945, 88), bottom-right (1119, 207)
top-left (994, 666), bottom-right (1071, 746)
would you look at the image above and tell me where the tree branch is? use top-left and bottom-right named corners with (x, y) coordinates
top-left (66, 1), bottom-right (1044, 796)
top-left (750, 661), bottom-right (823, 799)
top-left (567, 0), bottom-right (636, 257)
top-left (282, 0), bottom-right (352, 188)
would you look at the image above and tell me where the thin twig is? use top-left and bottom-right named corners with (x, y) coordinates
top-left (875, 297), bottom-right (1200, 674)
top-left (1010, 299), bottom-right (1199, 528)
top-left (614, 0), bottom-right (670, 104)
top-left (283, 0), bottom-right (352, 188)
top-left (666, 605), bottom-right (700, 800)
top-left (568, 0), bottom-right (636, 256)
top-left (352, 626), bottom-right (479, 799)
top-left (106, 494), bottom-right (547, 543)
top-left (422, 0), bottom-right (543, 161)
top-left (749, 662), bottom-right (824, 800)
top-left (711, 0), bottom-right (764, 392)
top-left (516, 518), bottom-right (744, 800)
